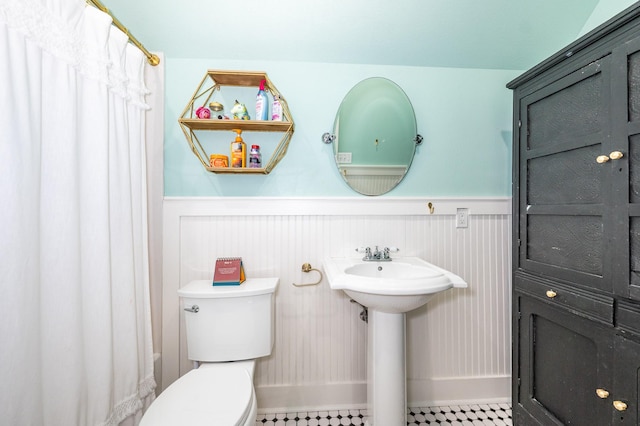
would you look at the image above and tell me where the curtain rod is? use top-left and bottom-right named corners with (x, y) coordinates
top-left (86, 0), bottom-right (160, 66)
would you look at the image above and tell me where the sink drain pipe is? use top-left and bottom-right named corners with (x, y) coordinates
top-left (350, 299), bottom-right (368, 323)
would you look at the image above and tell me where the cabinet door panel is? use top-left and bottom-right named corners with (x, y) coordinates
top-left (516, 295), bottom-right (612, 425)
top-left (628, 49), bottom-right (640, 123)
top-left (612, 37), bottom-right (640, 300)
top-left (630, 216), bottom-right (640, 292)
top-left (527, 214), bottom-right (603, 276)
top-left (527, 145), bottom-right (603, 205)
top-left (526, 70), bottom-right (603, 151)
top-left (518, 57), bottom-right (612, 293)
top-left (630, 135), bottom-right (640, 203)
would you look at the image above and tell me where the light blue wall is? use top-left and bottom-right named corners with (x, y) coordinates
top-left (578, 0), bottom-right (637, 37)
top-left (164, 59), bottom-right (519, 197)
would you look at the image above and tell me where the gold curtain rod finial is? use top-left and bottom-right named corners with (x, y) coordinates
top-left (148, 54), bottom-right (160, 66)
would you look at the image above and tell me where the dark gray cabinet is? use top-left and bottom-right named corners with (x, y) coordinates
top-left (509, 4), bottom-right (640, 425)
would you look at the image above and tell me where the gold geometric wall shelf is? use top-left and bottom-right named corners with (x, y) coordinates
top-left (178, 70), bottom-right (295, 174)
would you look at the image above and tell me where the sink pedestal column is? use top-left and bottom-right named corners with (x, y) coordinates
top-left (367, 310), bottom-right (406, 426)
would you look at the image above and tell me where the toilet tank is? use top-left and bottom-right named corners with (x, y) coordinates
top-left (178, 278), bottom-right (278, 362)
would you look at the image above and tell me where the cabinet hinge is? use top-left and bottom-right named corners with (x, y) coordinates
top-left (518, 120), bottom-right (522, 128)
top-left (518, 239), bottom-right (522, 247)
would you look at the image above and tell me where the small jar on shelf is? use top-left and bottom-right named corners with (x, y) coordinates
top-left (208, 102), bottom-right (226, 119)
top-left (248, 145), bottom-right (262, 168)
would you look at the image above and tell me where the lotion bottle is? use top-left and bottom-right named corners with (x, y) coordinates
top-left (230, 129), bottom-right (246, 168)
top-left (255, 79), bottom-right (269, 121)
top-left (271, 95), bottom-right (283, 121)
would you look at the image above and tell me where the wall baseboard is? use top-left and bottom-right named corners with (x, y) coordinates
top-left (407, 375), bottom-right (511, 407)
top-left (256, 375), bottom-right (511, 413)
top-left (256, 382), bottom-right (367, 413)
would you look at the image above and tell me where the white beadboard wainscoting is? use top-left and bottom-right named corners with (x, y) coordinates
top-left (161, 197), bottom-right (512, 412)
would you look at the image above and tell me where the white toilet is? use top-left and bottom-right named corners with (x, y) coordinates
top-left (141, 277), bottom-right (278, 426)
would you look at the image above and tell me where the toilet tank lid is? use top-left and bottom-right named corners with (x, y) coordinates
top-left (178, 277), bottom-right (279, 298)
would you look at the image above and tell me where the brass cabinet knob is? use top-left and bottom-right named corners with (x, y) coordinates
top-left (546, 290), bottom-right (557, 298)
top-left (609, 151), bottom-right (624, 160)
top-left (596, 388), bottom-right (610, 399)
top-left (596, 155), bottom-right (610, 163)
top-left (613, 400), bottom-right (628, 411)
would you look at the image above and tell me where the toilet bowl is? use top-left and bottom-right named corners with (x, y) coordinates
top-left (140, 278), bottom-right (278, 426)
top-left (140, 361), bottom-right (257, 426)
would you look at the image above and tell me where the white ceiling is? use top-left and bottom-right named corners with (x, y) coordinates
top-left (105, 0), bottom-right (604, 70)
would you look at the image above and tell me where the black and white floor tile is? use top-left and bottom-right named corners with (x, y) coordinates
top-left (255, 403), bottom-right (512, 425)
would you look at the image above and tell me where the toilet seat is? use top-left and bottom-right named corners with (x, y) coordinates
top-left (140, 363), bottom-right (255, 426)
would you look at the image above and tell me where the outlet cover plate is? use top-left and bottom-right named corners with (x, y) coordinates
top-left (336, 152), bottom-right (352, 164)
top-left (456, 208), bottom-right (468, 228)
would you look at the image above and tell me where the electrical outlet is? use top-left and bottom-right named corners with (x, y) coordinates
top-left (336, 152), bottom-right (352, 164)
top-left (456, 208), bottom-right (469, 228)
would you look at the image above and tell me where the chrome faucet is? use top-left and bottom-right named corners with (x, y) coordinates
top-left (382, 247), bottom-right (391, 260)
top-left (357, 246), bottom-right (397, 261)
top-left (364, 247), bottom-right (372, 260)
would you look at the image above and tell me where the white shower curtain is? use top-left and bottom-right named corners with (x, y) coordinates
top-left (0, 1), bottom-right (156, 425)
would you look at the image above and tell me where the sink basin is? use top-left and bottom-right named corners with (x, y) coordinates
top-left (323, 256), bottom-right (467, 313)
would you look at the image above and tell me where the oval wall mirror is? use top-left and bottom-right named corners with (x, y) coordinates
top-left (329, 77), bottom-right (420, 196)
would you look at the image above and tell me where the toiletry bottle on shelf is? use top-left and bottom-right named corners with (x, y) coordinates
top-left (255, 79), bottom-right (269, 121)
top-left (271, 95), bottom-right (283, 121)
top-left (230, 129), bottom-right (246, 168)
top-left (248, 145), bottom-right (262, 168)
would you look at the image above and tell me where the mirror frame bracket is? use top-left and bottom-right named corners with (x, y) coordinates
top-left (322, 132), bottom-right (336, 144)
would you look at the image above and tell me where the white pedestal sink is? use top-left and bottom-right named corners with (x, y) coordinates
top-left (323, 256), bottom-right (467, 426)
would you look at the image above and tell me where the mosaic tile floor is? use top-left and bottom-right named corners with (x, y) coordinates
top-left (256, 403), bottom-right (512, 425)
